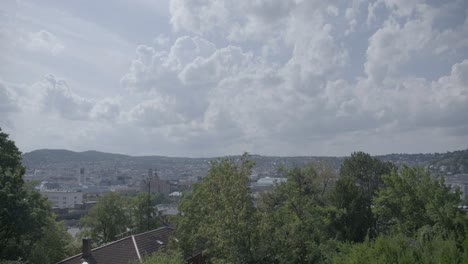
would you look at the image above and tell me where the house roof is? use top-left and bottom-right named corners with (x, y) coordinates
top-left (57, 226), bottom-right (174, 264)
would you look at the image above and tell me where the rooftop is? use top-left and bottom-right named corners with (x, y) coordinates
top-left (57, 226), bottom-right (174, 264)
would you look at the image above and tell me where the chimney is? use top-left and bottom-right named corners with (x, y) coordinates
top-left (82, 238), bottom-right (92, 259)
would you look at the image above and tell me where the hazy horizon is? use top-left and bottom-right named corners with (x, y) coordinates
top-left (21, 146), bottom-right (468, 159)
top-left (2, 0), bottom-right (468, 157)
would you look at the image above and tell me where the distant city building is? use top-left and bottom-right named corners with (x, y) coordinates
top-left (140, 169), bottom-right (171, 195)
top-left (156, 204), bottom-right (179, 216)
top-left (445, 174), bottom-right (468, 201)
top-left (169, 191), bottom-right (182, 197)
top-left (447, 183), bottom-right (468, 201)
top-left (461, 184), bottom-right (468, 201)
top-left (40, 190), bottom-right (83, 209)
top-left (256, 177), bottom-right (287, 186)
top-left (169, 191), bottom-right (182, 204)
top-left (250, 177), bottom-right (287, 197)
top-left (39, 181), bottom-right (61, 190)
top-left (78, 167), bottom-right (85, 185)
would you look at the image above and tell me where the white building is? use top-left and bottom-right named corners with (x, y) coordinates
top-left (256, 177), bottom-right (287, 186)
top-left (41, 190), bottom-right (83, 209)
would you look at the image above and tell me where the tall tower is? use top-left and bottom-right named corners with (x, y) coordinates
top-left (145, 168), bottom-right (162, 193)
top-left (80, 167), bottom-right (85, 185)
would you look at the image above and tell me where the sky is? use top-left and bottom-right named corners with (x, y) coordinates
top-left (0, 0), bottom-right (467, 157)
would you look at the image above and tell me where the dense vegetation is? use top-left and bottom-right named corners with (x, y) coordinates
top-left (0, 128), bottom-right (78, 263)
top-left (79, 191), bottom-right (166, 245)
top-left (166, 153), bottom-right (468, 263)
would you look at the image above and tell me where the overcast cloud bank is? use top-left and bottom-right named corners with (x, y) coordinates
top-left (1, 0), bottom-right (467, 156)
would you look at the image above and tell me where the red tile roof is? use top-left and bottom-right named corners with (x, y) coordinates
top-left (57, 226), bottom-right (174, 264)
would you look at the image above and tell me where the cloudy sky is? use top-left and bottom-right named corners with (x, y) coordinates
top-left (1, 0), bottom-right (467, 157)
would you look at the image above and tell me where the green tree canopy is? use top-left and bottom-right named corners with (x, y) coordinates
top-left (331, 151), bottom-right (396, 242)
top-left (0, 170), bottom-right (51, 260)
top-left (0, 128), bottom-right (23, 171)
top-left (80, 192), bottom-right (131, 245)
top-left (374, 166), bottom-right (466, 238)
top-left (131, 192), bottom-right (161, 233)
top-left (176, 153), bottom-right (257, 263)
top-left (140, 250), bottom-right (184, 264)
top-left (332, 233), bottom-right (466, 264)
top-left (29, 215), bottom-right (78, 263)
top-left (0, 128), bottom-right (75, 263)
top-left (256, 164), bottom-right (340, 264)
top-left (0, 129), bottom-right (49, 260)
top-left (339, 152), bottom-right (395, 197)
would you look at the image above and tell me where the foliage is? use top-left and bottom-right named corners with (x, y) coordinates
top-left (0, 129), bottom-right (57, 261)
top-left (0, 128), bottom-right (23, 171)
top-left (332, 232), bottom-right (466, 264)
top-left (80, 192), bottom-right (131, 245)
top-left (256, 164), bottom-right (340, 263)
top-left (79, 190), bottom-right (167, 245)
top-left (330, 176), bottom-right (369, 242)
top-left (339, 152), bottom-right (395, 195)
top-left (333, 166), bottom-right (468, 263)
top-left (0, 169), bottom-right (50, 260)
top-left (131, 193), bottom-right (161, 233)
top-left (374, 166), bottom-right (466, 238)
top-left (331, 152), bottom-right (395, 242)
top-left (29, 216), bottom-right (78, 264)
top-left (140, 250), bottom-right (185, 264)
top-left (176, 153), bottom-right (258, 263)
top-left (172, 152), bottom-right (468, 263)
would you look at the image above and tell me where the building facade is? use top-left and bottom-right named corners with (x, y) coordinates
top-left (140, 169), bottom-right (171, 195)
top-left (41, 190), bottom-right (83, 209)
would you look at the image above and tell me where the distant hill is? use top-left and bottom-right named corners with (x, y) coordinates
top-left (21, 148), bottom-right (468, 178)
top-left (428, 149), bottom-right (468, 174)
top-left (22, 149), bottom-right (131, 164)
top-left (377, 150), bottom-right (468, 175)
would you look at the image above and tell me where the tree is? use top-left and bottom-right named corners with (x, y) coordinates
top-left (373, 166), bottom-right (467, 238)
top-left (331, 152), bottom-right (395, 242)
top-left (0, 128), bottom-right (75, 262)
top-left (176, 153), bottom-right (258, 263)
top-left (339, 152), bottom-right (395, 197)
top-left (0, 128), bottom-right (23, 171)
top-left (256, 164), bottom-right (339, 264)
top-left (331, 166), bottom-right (468, 264)
top-left (80, 192), bottom-right (131, 245)
top-left (330, 176), bottom-right (369, 242)
top-left (29, 216), bottom-right (79, 263)
top-left (131, 193), bottom-right (161, 233)
top-left (332, 232), bottom-right (466, 264)
top-left (140, 250), bottom-right (185, 264)
top-left (0, 129), bottom-right (50, 261)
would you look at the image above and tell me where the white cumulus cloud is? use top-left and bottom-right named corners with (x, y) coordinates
top-left (25, 30), bottom-right (64, 55)
top-left (36, 75), bottom-right (120, 121)
top-left (1, 0), bottom-right (467, 156)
